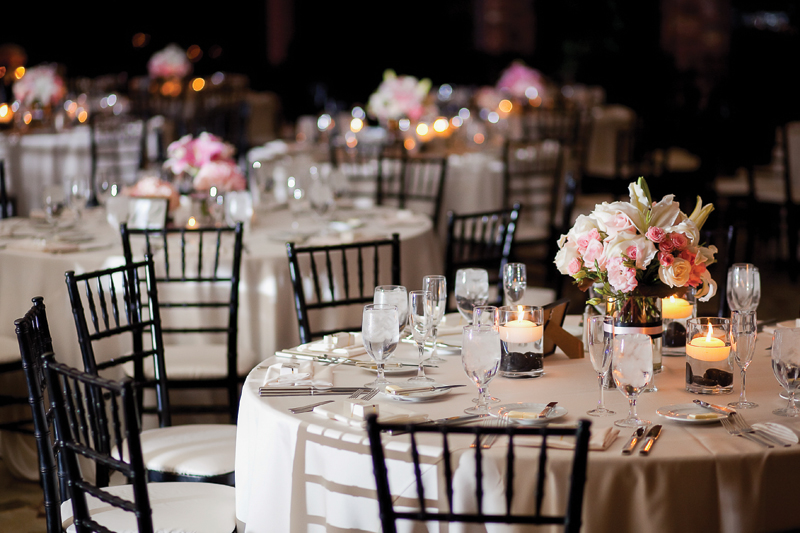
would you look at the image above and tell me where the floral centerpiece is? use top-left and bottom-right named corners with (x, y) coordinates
top-left (496, 61), bottom-right (545, 101)
top-left (555, 177), bottom-right (717, 369)
top-left (163, 132), bottom-right (246, 192)
top-left (366, 69), bottom-right (431, 124)
top-left (12, 63), bottom-right (66, 107)
top-left (126, 176), bottom-right (181, 212)
top-left (147, 43), bottom-right (192, 79)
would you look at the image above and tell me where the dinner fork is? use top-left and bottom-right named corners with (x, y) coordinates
top-left (288, 400), bottom-right (335, 414)
top-left (472, 415), bottom-right (507, 449)
top-left (720, 416), bottom-right (773, 448)
top-left (730, 413), bottom-right (789, 447)
top-left (361, 388), bottom-right (380, 401)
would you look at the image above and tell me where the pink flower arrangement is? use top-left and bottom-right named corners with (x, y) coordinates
top-left (367, 69), bottom-right (431, 123)
top-left (555, 177), bottom-right (718, 302)
top-left (163, 132), bottom-right (236, 176)
top-left (126, 176), bottom-right (181, 212)
top-left (496, 61), bottom-right (545, 100)
top-left (193, 160), bottom-right (247, 192)
top-left (12, 63), bottom-right (66, 107)
top-left (147, 43), bottom-right (192, 79)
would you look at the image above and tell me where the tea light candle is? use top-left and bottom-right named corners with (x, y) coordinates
top-left (499, 320), bottom-right (543, 344)
top-left (686, 328), bottom-right (730, 362)
top-left (662, 296), bottom-right (693, 319)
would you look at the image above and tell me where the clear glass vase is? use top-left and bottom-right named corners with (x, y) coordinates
top-left (603, 295), bottom-right (663, 390)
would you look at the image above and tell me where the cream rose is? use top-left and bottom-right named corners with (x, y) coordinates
top-left (658, 257), bottom-right (692, 287)
top-left (554, 241), bottom-right (581, 276)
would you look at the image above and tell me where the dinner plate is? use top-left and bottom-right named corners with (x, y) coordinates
top-left (656, 403), bottom-right (726, 423)
top-left (380, 382), bottom-right (455, 402)
top-left (489, 402), bottom-right (568, 425)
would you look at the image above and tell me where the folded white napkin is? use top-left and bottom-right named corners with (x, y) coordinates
top-left (515, 426), bottom-right (620, 452)
top-left (312, 399), bottom-right (428, 428)
top-left (294, 332), bottom-right (367, 358)
top-left (437, 313), bottom-right (468, 336)
top-left (262, 361), bottom-right (335, 387)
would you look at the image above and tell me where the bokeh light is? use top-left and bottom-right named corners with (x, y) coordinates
top-left (350, 118), bottom-right (364, 132)
top-left (192, 78), bottom-right (206, 91)
top-left (433, 117), bottom-right (449, 133)
top-left (14, 67), bottom-right (25, 79)
top-left (498, 99), bottom-right (513, 113)
top-left (187, 45), bottom-right (203, 62)
top-left (473, 133), bottom-right (485, 144)
top-left (416, 123), bottom-right (429, 136)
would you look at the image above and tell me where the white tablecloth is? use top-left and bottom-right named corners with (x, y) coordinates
top-left (236, 325), bottom-right (800, 533)
top-left (0, 203), bottom-right (441, 480)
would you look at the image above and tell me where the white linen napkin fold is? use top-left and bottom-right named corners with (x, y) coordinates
top-left (297, 332), bottom-right (367, 357)
top-left (514, 426), bottom-right (620, 452)
top-left (262, 361), bottom-right (335, 387)
top-left (312, 399), bottom-right (428, 428)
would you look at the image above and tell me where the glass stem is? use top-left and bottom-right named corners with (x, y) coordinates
top-left (597, 373), bottom-right (605, 408)
top-left (629, 396), bottom-right (638, 420)
top-left (377, 363), bottom-right (385, 384)
top-left (430, 326), bottom-right (438, 360)
top-left (416, 342), bottom-right (426, 379)
top-left (476, 386), bottom-right (487, 409)
top-left (740, 369), bottom-right (747, 403)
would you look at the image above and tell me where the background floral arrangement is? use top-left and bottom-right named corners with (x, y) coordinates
top-left (163, 132), bottom-right (246, 192)
top-left (126, 176), bottom-right (181, 211)
top-left (367, 69), bottom-right (431, 123)
top-left (496, 60), bottom-right (545, 100)
top-left (12, 63), bottom-right (66, 107)
top-left (147, 43), bottom-right (192, 79)
top-left (555, 177), bottom-right (718, 305)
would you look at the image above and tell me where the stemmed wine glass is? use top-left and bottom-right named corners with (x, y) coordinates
top-left (461, 324), bottom-right (501, 415)
top-left (587, 315), bottom-right (615, 416)
top-left (422, 275), bottom-right (447, 364)
top-left (612, 333), bottom-right (653, 427)
top-left (503, 263), bottom-right (526, 305)
top-left (727, 263), bottom-right (761, 312)
top-left (728, 310), bottom-right (758, 409)
top-left (374, 285), bottom-right (408, 334)
top-left (408, 290), bottom-right (434, 383)
top-left (362, 304), bottom-right (400, 388)
top-left (771, 327), bottom-right (800, 417)
top-left (455, 268), bottom-right (489, 324)
top-left (65, 175), bottom-right (92, 221)
top-left (42, 185), bottom-right (65, 230)
top-left (308, 168), bottom-right (336, 223)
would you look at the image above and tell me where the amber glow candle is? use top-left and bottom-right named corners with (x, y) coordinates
top-left (498, 319), bottom-right (543, 344)
top-left (661, 296), bottom-right (693, 319)
top-left (686, 327), bottom-right (730, 362)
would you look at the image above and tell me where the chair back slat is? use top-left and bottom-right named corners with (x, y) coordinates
top-left (505, 434), bottom-right (515, 516)
top-left (475, 436), bottom-right (484, 516)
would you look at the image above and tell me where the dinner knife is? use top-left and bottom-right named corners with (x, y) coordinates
top-left (386, 414), bottom-right (486, 435)
top-left (385, 384), bottom-right (467, 395)
top-left (693, 399), bottom-right (736, 415)
top-left (639, 425), bottom-right (663, 456)
top-left (621, 426), bottom-right (647, 455)
top-left (537, 401), bottom-right (558, 419)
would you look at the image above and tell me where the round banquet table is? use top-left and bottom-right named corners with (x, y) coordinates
top-left (236, 323), bottom-right (800, 533)
top-left (0, 202), bottom-right (441, 480)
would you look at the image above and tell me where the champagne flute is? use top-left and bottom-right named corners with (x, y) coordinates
top-left (408, 290), bottom-right (434, 383)
top-left (727, 263), bottom-right (761, 312)
top-left (362, 304), bottom-right (400, 388)
top-left (461, 324), bottom-right (501, 415)
top-left (503, 263), bottom-right (526, 305)
top-left (374, 285), bottom-right (408, 334)
top-left (422, 275), bottom-right (447, 364)
top-left (612, 333), bottom-right (653, 428)
top-left (728, 310), bottom-right (758, 409)
top-left (771, 327), bottom-right (800, 417)
top-left (455, 268), bottom-right (489, 324)
top-left (587, 315), bottom-right (615, 416)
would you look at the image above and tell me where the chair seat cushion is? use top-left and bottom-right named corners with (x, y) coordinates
top-left (61, 481), bottom-right (236, 533)
top-left (0, 335), bottom-right (21, 365)
top-left (125, 424), bottom-right (237, 477)
top-left (122, 344), bottom-right (253, 380)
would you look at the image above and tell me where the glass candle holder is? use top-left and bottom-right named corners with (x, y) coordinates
top-left (498, 305), bottom-right (544, 378)
top-left (661, 289), bottom-right (697, 356)
top-left (685, 317), bottom-right (733, 394)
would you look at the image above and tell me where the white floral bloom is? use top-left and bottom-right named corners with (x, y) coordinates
top-left (590, 202), bottom-right (640, 237)
top-left (658, 257), bottom-right (692, 287)
top-left (628, 181), bottom-right (650, 214)
top-left (667, 218), bottom-right (701, 244)
top-left (695, 270), bottom-right (717, 301)
top-left (695, 245), bottom-right (718, 266)
top-left (602, 232), bottom-right (657, 270)
top-left (554, 240), bottom-right (581, 276)
top-left (565, 214), bottom-right (601, 241)
top-left (648, 194), bottom-right (681, 230)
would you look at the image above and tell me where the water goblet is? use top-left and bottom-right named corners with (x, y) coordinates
top-left (771, 327), bottom-right (800, 417)
top-left (587, 315), bottom-right (615, 416)
top-left (727, 263), bottom-right (761, 312)
top-left (503, 263), bottom-right (526, 305)
top-left (308, 169), bottom-right (336, 221)
top-left (362, 304), bottom-right (400, 388)
top-left (473, 305), bottom-right (499, 326)
top-left (461, 324), bottom-right (501, 415)
top-left (407, 290), bottom-right (434, 383)
top-left (728, 310), bottom-right (758, 409)
top-left (374, 285), bottom-right (408, 334)
top-left (612, 333), bottom-right (653, 428)
top-left (422, 275), bottom-right (447, 364)
top-left (455, 268), bottom-right (489, 324)
top-left (42, 185), bottom-right (65, 229)
top-left (65, 175), bottom-right (92, 221)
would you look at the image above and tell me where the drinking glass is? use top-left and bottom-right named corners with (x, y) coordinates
top-left (65, 175), bottom-right (92, 220)
top-left (96, 172), bottom-right (123, 206)
top-left (727, 263), bottom-right (761, 312)
top-left (587, 315), bottom-right (615, 416)
top-left (728, 310), bottom-right (758, 409)
top-left (503, 263), bottom-right (526, 305)
top-left (208, 186), bottom-right (225, 227)
top-left (473, 305), bottom-right (499, 326)
top-left (422, 275), bottom-right (447, 364)
top-left (308, 170), bottom-right (335, 221)
top-left (362, 304), bottom-right (400, 388)
top-left (408, 290), bottom-right (434, 383)
top-left (461, 324), bottom-right (501, 415)
top-left (455, 268), bottom-right (489, 324)
top-left (612, 333), bottom-right (653, 427)
top-left (42, 185), bottom-right (65, 228)
top-left (374, 285), bottom-right (408, 334)
top-left (771, 327), bottom-right (800, 417)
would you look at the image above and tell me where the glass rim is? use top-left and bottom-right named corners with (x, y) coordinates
top-left (364, 303), bottom-right (398, 311)
top-left (462, 323), bottom-right (499, 333)
top-left (374, 285), bottom-right (406, 292)
top-left (422, 274), bottom-right (446, 280)
top-left (729, 263), bottom-right (760, 271)
top-left (687, 316), bottom-right (730, 325)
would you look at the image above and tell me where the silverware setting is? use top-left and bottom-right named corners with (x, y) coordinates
top-left (261, 386), bottom-right (365, 397)
top-left (729, 413), bottom-right (790, 447)
top-left (720, 416), bottom-right (773, 448)
top-left (639, 425), bottom-right (662, 456)
top-left (288, 400), bottom-right (335, 414)
top-left (287, 388), bottom-right (379, 413)
top-left (274, 351), bottom-right (438, 369)
top-left (472, 414), bottom-right (508, 449)
top-left (693, 399), bottom-right (736, 415)
top-left (622, 426), bottom-right (647, 455)
top-left (386, 384), bottom-right (466, 396)
top-left (387, 414), bottom-right (487, 435)
top-left (537, 401), bottom-right (558, 419)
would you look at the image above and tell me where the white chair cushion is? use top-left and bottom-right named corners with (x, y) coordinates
top-left (114, 424), bottom-right (236, 477)
top-left (122, 343), bottom-right (253, 380)
top-left (61, 481), bottom-right (236, 533)
top-left (0, 335), bottom-right (20, 365)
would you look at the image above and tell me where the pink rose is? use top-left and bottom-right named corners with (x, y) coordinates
top-left (670, 233), bottom-right (689, 251)
top-left (567, 258), bottom-right (582, 276)
top-left (625, 245), bottom-right (638, 260)
top-left (646, 226), bottom-right (666, 243)
top-left (193, 160), bottom-right (247, 192)
top-left (658, 252), bottom-right (674, 267)
top-left (659, 240), bottom-right (675, 253)
top-left (606, 257), bottom-right (638, 293)
top-left (582, 239), bottom-right (605, 269)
